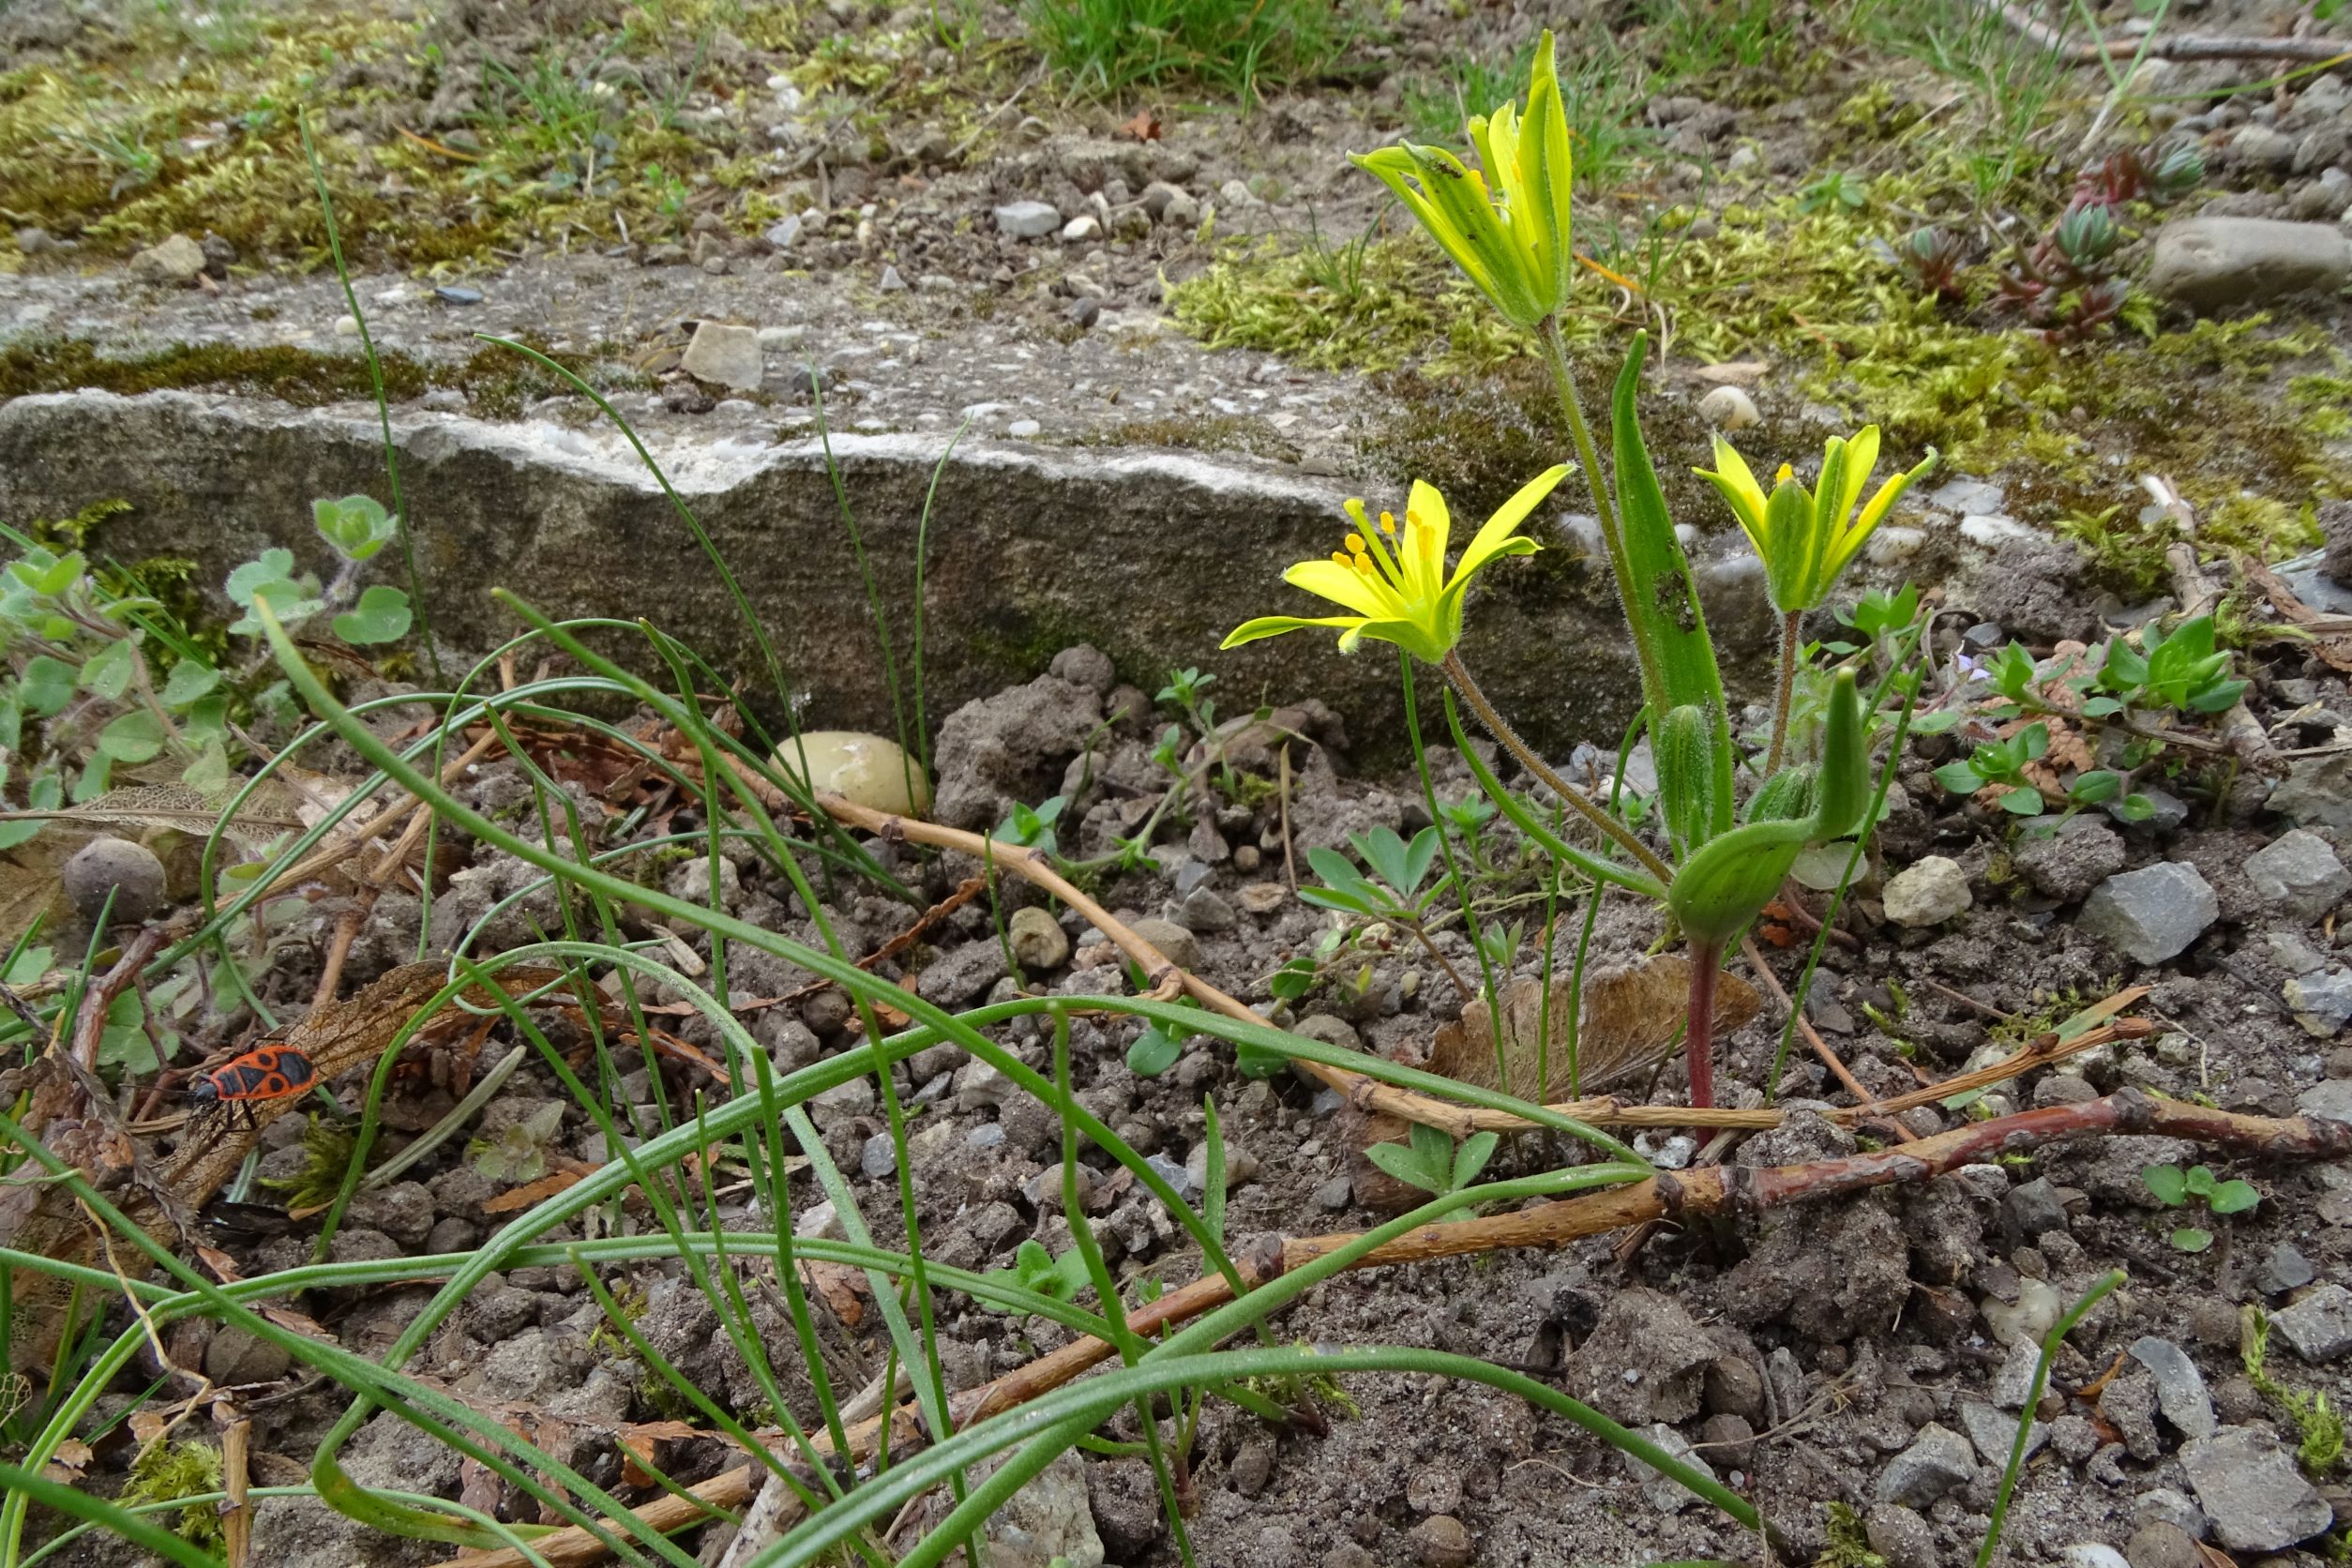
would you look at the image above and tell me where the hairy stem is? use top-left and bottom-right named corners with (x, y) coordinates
top-left (1685, 941), bottom-right (1720, 1111)
top-left (1766, 608), bottom-right (1802, 776)
top-left (1440, 651), bottom-right (1674, 885)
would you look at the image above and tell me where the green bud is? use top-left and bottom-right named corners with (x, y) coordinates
top-left (1653, 703), bottom-right (1716, 855)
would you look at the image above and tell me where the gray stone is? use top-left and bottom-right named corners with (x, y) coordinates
top-left (678, 321), bottom-right (763, 391)
top-left (933, 673), bottom-right (1102, 831)
top-left (1177, 885), bottom-right (1236, 933)
top-left (975, 1448), bottom-right (1104, 1567)
top-left (1127, 917), bottom-right (1202, 974)
top-left (2109, 787), bottom-right (2190, 832)
top-left (2145, 216), bottom-right (2352, 312)
top-left (2133, 1487), bottom-right (2208, 1538)
top-left (993, 200), bottom-right (1062, 238)
top-left (62, 837), bottom-right (167, 926)
top-left (859, 1132), bottom-right (897, 1179)
top-left (2122, 1523), bottom-right (2203, 1568)
top-left (1565, 1288), bottom-right (1718, 1425)
top-left (2103, 1368), bottom-right (2165, 1460)
top-left (1959, 1397), bottom-right (2045, 1467)
top-left (2078, 862), bottom-right (2219, 964)
top-left (1863, 1503), bottom-right (1939, 1568)
top-left (1991, 1334), bottom-right (2044, 1409)
top-left (1008, 906), bottom-right (1071, 971)
top-left (2002, 1176), bottom-right (2071, 1244)
top-left (1874, 1424), bottom-right (1977, 1508)
top-left (2268, 753), bottom-right (2352, 832)
top-left (1885, 855), bottom-right (1972, 927)
top-left (0, 394), bottom-right (1645, 763)
top-left (128, 232), bottom-right (207, 284)
top-left (2014, 817), bottom-right (2127, 902)
top-left (2129, 1336), bottom-right (2217, 1440)
top-left (2178, 1425), bottom-right (2334, 1551)
top-left (2299, 1078), bottom-right (2352, 1124)
top-left (2254, 1242), bottom-right (2317, 1295)
top-left (2246, 829), bottom-right (2352, 918)
top-left (2269, 1282), bottom-right (2352, 1362)
top-left (204, 1325), bottom-right (293, 1384)
top-left (1622, 1422), bottom-right (1716, 1513)
top-left (1313, 1174), bottom-right (1352, 1209)
top-left (917, 940), bottom-right (1010, 1005)
top-left (2285, 967), bottom-right (2352, 1034)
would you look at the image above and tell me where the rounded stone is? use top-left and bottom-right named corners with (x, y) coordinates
top-left (62, 837), bottom-right (168, 926)
top-left (775, 731), bottom-right (929, 817)
top-left (1696, 384), bottom-right (1760, 430)
top-left (1408, 1515), bottom-right (1474, 1568)
top-left (1884, 854), bottom-right (1972, 927)
top-left (1008, 905), bottom-right (1070, 971)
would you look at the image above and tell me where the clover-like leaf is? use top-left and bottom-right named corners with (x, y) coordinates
top-left (2208, 1179), bottom-right (2259, 1216)
top-left (2170, 1226), bottom-right (2214, 1253)
top-left (331, 584), bottom-right (414, 645)
top-left (313, 494), bottom-right (396, 562)
top-left (21, 656), bottom-right (75, 716)
top-left (2142, 1164), bottom-right (2188, 1207)
top-left (97, 710), bottom-right (166, 763)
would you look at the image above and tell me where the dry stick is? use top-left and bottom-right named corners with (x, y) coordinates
top-left (68, 927), bottom-right (168, 1072)
top-left (221, 1415), bottom-right (253, 1568)
top-left (456, 1091), bottom-right (2349, 1568)
top-left (1738, 935), bottom-right (1916, 1144)
top-left (256, 729), bottom-right (501, 902)
top-left (311, 808), bottom-right (437, 1009)
top-left (765, 774), bottom-right (2141, 1135)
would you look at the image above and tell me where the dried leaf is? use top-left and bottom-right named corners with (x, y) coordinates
top-left (40, 1439), bottom-right (93, 1484)
top-left (0, 783), bottom-right (302, 855)
top-left (1120, 109), bottom-right (1163, 142)
top-left (798, 1260), bottom-right (869, 1327)
top-left (1429, 956), bottom-right (1760, 1101)
top-left (481, 1168), bottom-right (589, 1214)
top-left (1692, 359), bottom-right (1770, 385)
top-left (128, 1409), bottom-right (170, 1446)
top-left (459, 1455), bottom-right (505, 1518)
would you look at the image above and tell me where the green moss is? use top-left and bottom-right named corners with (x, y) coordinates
top-left (0, 337), bottom-right (643, 417)
top-left (2056, 504), bottom-right (2171, 601)
top-left (259, 1114), bottom-right (356, 1212)
top-left (123, 1440), bottom-right (226, 1551)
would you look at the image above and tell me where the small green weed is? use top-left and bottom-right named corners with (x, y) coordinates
top-left (123, 1440), bottom-right (225, 1550)
top-left (2245, 1305), bottom-right (2348, 1475)
top-left (2142, 1162), bottom-right (2258, 1252)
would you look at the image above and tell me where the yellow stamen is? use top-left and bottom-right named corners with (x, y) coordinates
top-left (1346, 535), bottom-right (1367, 554)
top-left (1774, 462), bottom-right (1794, 485)
top-left (1331, 550), bottom-right (1349, 568)
top-left (1379, 510), bottom-right (1396, 535)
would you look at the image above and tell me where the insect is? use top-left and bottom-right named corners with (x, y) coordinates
top-left (188, 1044), bottom-right (318, 1115)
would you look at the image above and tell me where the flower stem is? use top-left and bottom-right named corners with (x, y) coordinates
top-left (1440, 650), bottom-right (1675, 886)
top-left (1766, 608), bottom-right (1802, 776)
top-left (1402, 653), bottom-right (1509, 1091)
top-left (1537, 316), bottom-right (1666, 717)
top-left (1685, 941), bottom-right (1721, 1111)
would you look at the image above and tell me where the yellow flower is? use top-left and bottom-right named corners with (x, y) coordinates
top-left (1349, 29), bottom-right (1574, 330)
top-left (1695, 427), bottom-right (1937, 613)
top-left (1221, 466), bottom-right (1572, 664)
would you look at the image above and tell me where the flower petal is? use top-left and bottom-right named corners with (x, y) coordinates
top-left (1286, 556), bottom-right (1405, 620)
top-left (1827, 449), bottom-right (1937, 580)
top-left (1349, 148), bottom-right (1508, 308)
top-left (1404, 478), bottom-right (1453, 603)
top-left (1338, 616), bottom-right (1449, 663)
top-left (1455, 462), bottom-right (1569, 580)
top-left (1221, 614), bottom-right (1366, 650)
top-left (1832, 424), bottom-right (1882, 531)
top-left (1523, 29), bottom-right (1575, 308)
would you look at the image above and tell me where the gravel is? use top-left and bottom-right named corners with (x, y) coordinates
top-left (2179, 1425), bottom-right (2334, 1551)
top-left (2078, 862), bottom-right (2220, 963)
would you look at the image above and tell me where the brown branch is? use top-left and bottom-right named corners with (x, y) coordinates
top-left (458, 1090), bottom-right (2349, 1568)
top-left (68, 927), bottom-right (168, 1072)
top-left (1991, 0), bottom-right (2352, 63)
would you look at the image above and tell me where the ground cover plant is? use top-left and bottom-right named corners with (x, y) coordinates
top-left (8, 0), bottom-right (2352, 1565)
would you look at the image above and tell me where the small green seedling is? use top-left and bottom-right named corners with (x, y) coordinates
top-left (979, 1238), bottom-right (1093, 1311)
top-left (1364, 1122), bottom-right (1500, 1200)
top-left (1933, 719), bottom-right (2049, 816)
top-left (1126, 996), bottom-right (1200, 1077)
top-left (2143, 1162), bottom-right (2258, 1252)
top-left (1300, 825), bottom-right (1449, 920)
top-left (993, 795), bottom-right (1066, 857)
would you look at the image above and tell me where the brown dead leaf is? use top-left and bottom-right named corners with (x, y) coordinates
top-left (481, 1168), bottom-right (590, 1214)
top-left (1120, 108), bottom-right (1163, 142)
top-left (1348, 957), bottom-right (1760, 1209)
top-left (40, 1439), bottom-right (93, 1484)
top-left (1692, 359), bottom-right (1770, 386)
top-left (128, 1409), bottom-right (170, 1446)
top-left (798, 1260), bottom-right (871, 1328)
top-left (459, 1455), bottom-right (505, 1519)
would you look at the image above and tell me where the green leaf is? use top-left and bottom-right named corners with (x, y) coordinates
top-left (1355, 826), bottom-right (1412, 893)
top-left (332, 584), bottom-right (414, 645)
top-left (2070, 770), bottom-right (2121, 805)
top-left (1202, 1097), bottom-right (1228, 1244)
top-left (2142, 1164), bottom-right (2188, 1207)
top-left (79, 638), bottom-right (136, 701)
top-left (225, 550), bottom-right (297, 607)
top-left (2208, 1179), bottom-right (2258, 1215)
top-left (1125, 1026), bottom-right (1183, 1078)
top-left (1998, 786), bottom-right (2046, 817)
top-left (1451, 1130), bottom-right (1500, 1191)
top-left (1612, 332), bottom-right (1732, 839)
top-left (1268, 957), bottom-right (1318, 1002)
top-left (229, 579), bottom-right (323, 636)
top-left (1908, 709), bottom-right (1961, 735)
top-left (2184, 1164), bottom-right (2217, 1199)
top-left (97, 710), bottom-right (166, 763)
top-left (313, 494), bottom-right (395, 561)
top-left (1234, 1038), bottom-right (1289, 1078)
top-left (1934, 760), bottom-right (1984, 794)
top-left (4, 946), bottom-right (53, 984)
top-left (2116, 793), bottom-right (2157, 823)
top-left (158, 658), bottom-right (221, 709)
top-left (2170, 1226), bottom-right (2213, 1253)
top-left (181, 741), bottom-right (232, 795)
top-left (21, 656), bottom-right (76, 716)
top-left (1364, 1138), bottom-right (1444, 1197)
